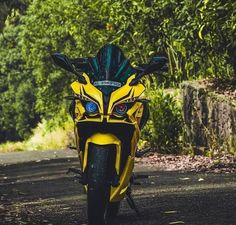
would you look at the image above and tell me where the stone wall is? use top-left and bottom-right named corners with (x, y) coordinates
top-left (182, 81), bottom-right (236, 154)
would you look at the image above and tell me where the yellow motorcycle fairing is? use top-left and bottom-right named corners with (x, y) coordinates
top-left (71, 73), bottom-right (145, 119)
top-left (71, 72), bottom-right (146, 202)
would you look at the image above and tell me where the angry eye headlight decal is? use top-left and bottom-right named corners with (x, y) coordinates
top-left (113, 103), bottom-right (128, 116)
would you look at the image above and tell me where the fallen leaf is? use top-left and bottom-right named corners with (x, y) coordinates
top-left (164, 210), bottom-right (177, 214)
top-left (169, 221), bottom-right (185, 224)
top-left (179, 177), bottom-right (190, 180)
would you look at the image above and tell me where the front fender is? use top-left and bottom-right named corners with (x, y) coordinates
top-left (83, 133), bottom-right (121, 175)
top-left (83, 133), bottom-right (135, 202)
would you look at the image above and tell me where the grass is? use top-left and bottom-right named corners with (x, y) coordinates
top-left (0, 119), bottom-right (74, 153)
top-left (0, 141), bottom-right (26, 153)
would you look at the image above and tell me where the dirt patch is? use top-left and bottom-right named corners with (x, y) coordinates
top-left (135, 152), bottom-right (236, 173)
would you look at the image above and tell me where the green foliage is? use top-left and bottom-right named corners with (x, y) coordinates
top-left (0, 0), bottom-right (30, 32)
top-left (107, 0), bottom-right (235, 81)
top-left (141, 86), bottom-right (183, 153)
top-left (0, 22), bottom-right (39, 142)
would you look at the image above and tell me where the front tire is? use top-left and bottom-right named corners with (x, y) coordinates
top-left (105, 201), bottom-right (120, 218)
top-left (87, 144), bottom-right (111, 225)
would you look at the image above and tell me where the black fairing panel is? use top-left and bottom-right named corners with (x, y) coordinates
top-left (77, 122), bottom-right (135, 173)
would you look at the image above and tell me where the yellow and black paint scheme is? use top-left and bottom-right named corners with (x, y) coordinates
top-left (71, 73), bottom-right (147, 202)
top-left (51, 44), bottom-right (167, 224)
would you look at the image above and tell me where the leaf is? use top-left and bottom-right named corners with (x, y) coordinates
top-left (148, 51), bottom-right (155, 56)
top-left (198, 25), bottom-right (205, 40)
top-left (179, 177), bottom-right (190, 180)
top-left (164, 210), bottom-right (177, 214)
top-left (169, 221), bottom-right (185, 224)
top-left (198, 178), bottom-right (204, 181)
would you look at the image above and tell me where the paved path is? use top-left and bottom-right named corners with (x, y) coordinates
top-left (0, 150), bottom-right (236, 225)
top-left (0, 150), bottom-right (78, 165)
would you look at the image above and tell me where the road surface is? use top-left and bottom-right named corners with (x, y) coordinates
top-left (0, 150), bottom-right (236, 225)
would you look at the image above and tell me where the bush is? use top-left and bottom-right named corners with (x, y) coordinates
top-left (0, 117), bottom-right (74, 152)
top-left (141, 86), bottom-right (183, 153)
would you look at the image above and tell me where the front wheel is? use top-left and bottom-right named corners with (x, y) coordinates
top-left (105, 201), bottom-right (120, 219)
top-left (87, 144), bottom-right (118, 225)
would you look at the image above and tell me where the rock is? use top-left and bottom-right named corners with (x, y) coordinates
top-left (182, 80), bottom-right (236, 154)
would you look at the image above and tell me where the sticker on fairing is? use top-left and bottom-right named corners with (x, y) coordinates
top-left (93, 80), bottom-right (121, 87)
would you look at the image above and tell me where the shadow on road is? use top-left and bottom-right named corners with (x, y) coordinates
top-left (0, 157), bottom-right (236, 225)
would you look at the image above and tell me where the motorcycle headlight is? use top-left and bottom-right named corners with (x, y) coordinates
top-left (85, 101), bottom-right (98, 114)
top-left (114, 103), bottom-right (128, 115)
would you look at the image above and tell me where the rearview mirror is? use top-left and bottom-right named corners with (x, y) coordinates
top-left (143, 56), bottom-right (167, 75)
top-left (52, 53), bottom-right (88, 84)
top-left (51, 53), bottom-right (75, 73)
top-left (130, 56), bottom-right (168, 85)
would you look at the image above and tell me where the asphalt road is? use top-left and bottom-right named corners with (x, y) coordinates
top-left (0, 151), bottom-right (236, 225)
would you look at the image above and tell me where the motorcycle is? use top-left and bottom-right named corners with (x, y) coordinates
top-left (52, 44), bottom-right (167, 225)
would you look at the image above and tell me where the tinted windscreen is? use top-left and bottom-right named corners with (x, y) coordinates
top-left (88, 44), bottom-right (135, 84)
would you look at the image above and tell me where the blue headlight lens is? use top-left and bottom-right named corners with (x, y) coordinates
top-left (85, 101), bottom-right (98, 113)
